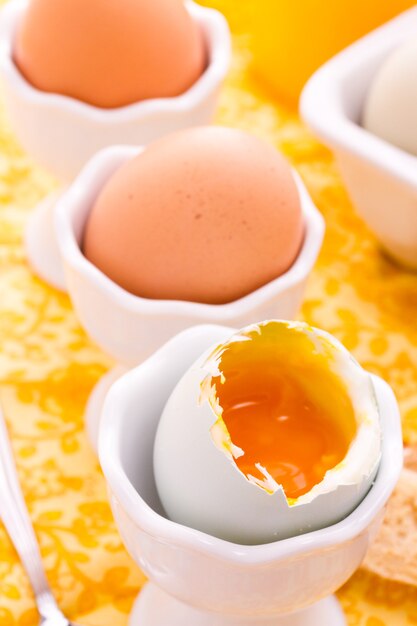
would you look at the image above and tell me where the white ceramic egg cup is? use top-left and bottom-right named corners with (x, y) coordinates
top-left (300, 6), bottom-right (417, 269)
top-left (25, 144), bottom-right (325, 451)
top-left (0, 0), bottom-right (230, 287)
top-left (99, 324), bottom-right (403, 626)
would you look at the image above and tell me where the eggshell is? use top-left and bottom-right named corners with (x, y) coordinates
top-left (153, 321), bottom-right (382, 545)
top-left (363, 38), bottom-right (417, 156)
top-left (83, 127), bottom-right (304, 304)
top-left (14, 0), bottom-right (206, 109)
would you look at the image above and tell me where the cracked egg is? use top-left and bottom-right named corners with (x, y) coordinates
top-left (154, 321), bottom-right (382, 545)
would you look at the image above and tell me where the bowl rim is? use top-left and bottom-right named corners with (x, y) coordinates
top-left (300, 5), bottom-right (417, 192)
top-left (99, 324), bottom-right (404, 566)
top-left (54, 144), bottom-right (325, 321)
top-left (0, 0), bottom-right (231, 123)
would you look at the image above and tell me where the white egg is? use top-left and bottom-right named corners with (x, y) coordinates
top-left (363, 37), bottom-right (417, 156)
top-left (153, 321), bottom-right (382, 545)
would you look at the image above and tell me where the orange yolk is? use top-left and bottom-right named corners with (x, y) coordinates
top-left (210, 332), bottom-right (355, 500)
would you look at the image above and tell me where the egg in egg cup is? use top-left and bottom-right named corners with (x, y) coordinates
top-left (300, 5), bottom-right (417, 269)
top-left (31, 144), bottom-right (324, 450)
top-left (99, 324), bottom-right (403, 626)
top-left (0, 0), bottom-right (230, 286)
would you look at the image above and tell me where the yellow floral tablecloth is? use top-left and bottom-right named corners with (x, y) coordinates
top-left (1, 4), bottom-right (417, 626)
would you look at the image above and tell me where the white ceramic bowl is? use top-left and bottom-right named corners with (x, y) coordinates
top-left (99, 324), bottom-right (403, 626)
top-left (52, 145), bottom-right (325, 366)
top-left (0, 0), bottom-right (230, 181)
top-left (300, 7), bottom-right (417, 269)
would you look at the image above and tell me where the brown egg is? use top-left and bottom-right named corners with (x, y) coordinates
top-left (83, 127), bottom-right (304, 304)
top-left (14, 0), bottom-right (206, 109)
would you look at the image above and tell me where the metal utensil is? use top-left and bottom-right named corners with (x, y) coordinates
top-left (0, 405), bottom-right (81, 625)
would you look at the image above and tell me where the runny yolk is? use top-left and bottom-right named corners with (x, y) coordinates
top-left (212, 362), bottom-right (353, 500)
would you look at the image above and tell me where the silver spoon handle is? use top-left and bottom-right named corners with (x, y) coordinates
top-left (0, 405), bottom-right (60, 618)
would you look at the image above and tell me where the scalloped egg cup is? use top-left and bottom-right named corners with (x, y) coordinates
top-left (99, 324), bottom-right (403, 626)
top-left (0, 0), bottom-right (231, 181)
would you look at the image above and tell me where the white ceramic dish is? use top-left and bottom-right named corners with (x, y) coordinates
top-left (0, 0), bottom-right (230, 181)
top-left (300, 7), bottom-right (417, 269)
top-left (51, 145), bottom-right (324, 367)
top-left (99, 324), bottom-right (403, 626)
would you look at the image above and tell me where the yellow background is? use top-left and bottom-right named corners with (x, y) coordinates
top-left (200, 0), bottom-right (417, 102)
top-left (1, 2), bottom-right (417, 625)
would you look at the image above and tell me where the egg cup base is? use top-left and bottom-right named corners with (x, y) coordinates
top-left (129, 584), bottom-right (346, 626)
top-left (25, 190), bottom-right (67, 292)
